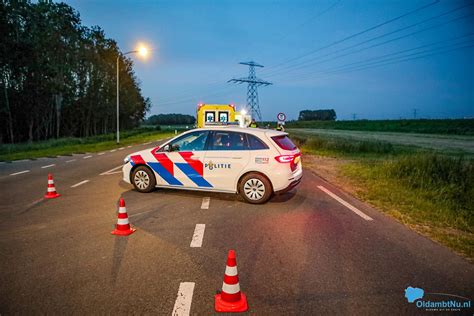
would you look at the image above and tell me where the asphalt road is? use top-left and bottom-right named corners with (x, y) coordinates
top-left (0, 138), bottom-right (473, 314)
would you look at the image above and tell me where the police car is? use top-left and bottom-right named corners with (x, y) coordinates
top-left (122, 127), bottom-right (302, 204)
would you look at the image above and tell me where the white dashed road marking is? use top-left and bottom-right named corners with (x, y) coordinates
top-left (201, 197), bottom-right (210, 209)
top-left (143, 142), bottom-right (151, 145)
top-left (172, 282), bottom-right (195, 316)
top-left (190, 224), bottom-right (205, 248)
top-left (66, 159), bottom-right (76, 163)
top-left (118, 147), bottom-right (125, 150)
top-left (10, 170), bottom-right (30, 176)
top-left (71, 180), bottom-right (90, 188)
top-left (100, 165), bottom-right (123, 176)
top-left (317, 185), bottom-right (373, 221)
top-left (127, 145), bottom-right (132, 148)
top-left (83, 155), bottom-right (92, 159)
top-left (110, 149), bottom-right (116, 153)
top-left (41, 164), bottom-right (55, 169)
top-left (97, 152), bottom-right (105, 156)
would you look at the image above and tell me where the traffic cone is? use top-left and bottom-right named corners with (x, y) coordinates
top-left (111, 198), bottom-right (136, 236)
top-left (44, 173), bottom-right (60, 199)
top-left (215, 249), bottom-right (248, 312)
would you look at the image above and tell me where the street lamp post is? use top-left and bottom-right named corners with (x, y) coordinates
top-left (116, 46), bottom-right (148, 144)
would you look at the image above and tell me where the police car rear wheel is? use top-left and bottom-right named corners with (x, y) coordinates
top-left (132, 166), bottom-right (156, 193)
top-left (239, 173), bottom-right (272, 204)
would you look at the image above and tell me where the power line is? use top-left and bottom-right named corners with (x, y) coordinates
top-left (264, 2), bottom-right (473, 79)
top-left (320, 35), bottom-right (474, 74)
top-left (261, 0), bottom-right (440, 75)
top-left (288, 32), bottom-right (474, 80)
top-left (300, 42), bottom-right (474, 80)
top-left (271, 12), bottom-right (474, 82)
top-left (155, 1), bottom-right (341, 107)
top-left (326, 42), bottom-right (474, 75)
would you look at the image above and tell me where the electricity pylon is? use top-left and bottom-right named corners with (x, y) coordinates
top-left (228, 61), bottom-right (272, 121)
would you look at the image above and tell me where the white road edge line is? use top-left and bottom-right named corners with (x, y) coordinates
top-left (201, 197), bottom-right (210, 209)
top-left (143, 142), bottom-right (151, 145)
top-left (118, 147), bottom-right (125, 150)
top-left (317, 185), bottom-right (373, 221)
top-left (83, 155), bottom-right (92, 159)
top-left (10, 170), bottom-right (30, 176)
top-left (97, 152), bottom-right (105, 156)
top-left (127, 145), bottom-right (132, 148)
top-left (110, 149), bottom-right (117, 153)
top-left (66, 159), bottom-right (76, 163)
top-left (172, 282), bottom-right (195, 316)
top-left (100, 165), bottom-right (123, 176)
top-left (41, 164), bottom-right (55, 169)
top-left (71, 180), bottom-right (90, 188)
top-left (190, 224), bottom-right (205, 248)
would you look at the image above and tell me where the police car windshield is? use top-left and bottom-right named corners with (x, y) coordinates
top-left (169, 131), bottom-right (209, 151)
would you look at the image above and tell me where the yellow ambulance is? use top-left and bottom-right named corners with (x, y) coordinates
top-left (196, 104), bottom-right (236, 128)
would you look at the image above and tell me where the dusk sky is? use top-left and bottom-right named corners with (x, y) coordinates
top-left (64, 0), bottom-right (474, 120)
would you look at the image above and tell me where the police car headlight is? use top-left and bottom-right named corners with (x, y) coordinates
top-left (124, 156), bottom-right (131, 164)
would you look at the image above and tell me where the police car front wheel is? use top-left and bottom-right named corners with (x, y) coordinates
top-left (132, 166), bottom-right (156, 193)
top-left (239, 173), bottom-right (272, 204)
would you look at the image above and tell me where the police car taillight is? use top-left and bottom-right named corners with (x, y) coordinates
top-left (275, 155), bottom-right (294, 163)
top-left (275, 153), bottom-right (301, 171)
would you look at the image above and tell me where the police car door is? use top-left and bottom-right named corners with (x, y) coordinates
top-left (154, 130), bottom-right (211, 189)
top-left (203, 130), bottom-right (250, 192)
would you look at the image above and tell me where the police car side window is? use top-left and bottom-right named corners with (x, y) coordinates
top-left (246, 134), bottom-right (269, 150)
top-left (161, 131), bottom-right (209, 152)
top-left (209, 131), bottom-right (248, 151)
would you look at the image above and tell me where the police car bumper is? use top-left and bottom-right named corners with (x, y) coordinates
top-left (275, 170), bottom-right (303, 195)
top-left (122, 163), bottom-right (132, 184)
top-left (275, 176), bottom-right (302, 195)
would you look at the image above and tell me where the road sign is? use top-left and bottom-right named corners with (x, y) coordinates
top-left (277, 112), bottom-right (286, 122)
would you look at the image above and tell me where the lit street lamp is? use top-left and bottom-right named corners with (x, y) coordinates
top-left (116, 45), bottom-right (149, 144)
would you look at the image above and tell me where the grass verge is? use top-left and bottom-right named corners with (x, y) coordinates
top-left (291, 133), bottom-right (474, 261)
top-left (0, 127), bottom-right (175, 161)
top-left (284, 118), bottom-right (474, 135)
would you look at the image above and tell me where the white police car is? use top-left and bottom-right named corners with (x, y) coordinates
top-left (122, 127), bottom-right (302, 204)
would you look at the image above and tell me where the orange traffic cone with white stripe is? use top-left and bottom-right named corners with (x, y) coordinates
top-left (111, 198), bottom-right (136, 236)
top-left (44, 173), bottom-right (60, 199)
top-left (215, 249), bottom-right (248, 312)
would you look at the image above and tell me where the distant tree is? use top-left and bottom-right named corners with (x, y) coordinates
top-left (298, 109), bottom-right (336, 121)
top-left (146, 114), bottom-right (196, 125)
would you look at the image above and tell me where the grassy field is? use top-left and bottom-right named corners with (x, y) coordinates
top-left (289, 128), bottom-right (474, 156)
top-left (285, 119), bottom-right (474, 135)
top-left (0, 127), bottom-right (174, 161)
top-left (291, 132), bottom-right (474, 260)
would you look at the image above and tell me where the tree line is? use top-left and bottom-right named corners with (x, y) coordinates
top-left (298, 109), bottom-right (337, 121)
top-left (0, 1), bottom-right (150, 144)
top-left (145, 114), bottom-right (196, 125)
